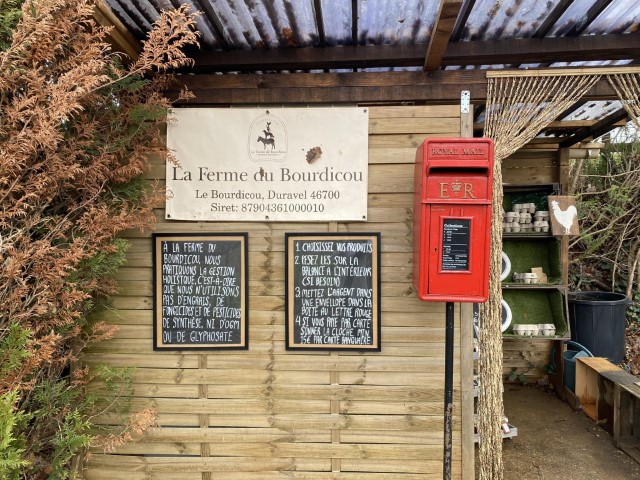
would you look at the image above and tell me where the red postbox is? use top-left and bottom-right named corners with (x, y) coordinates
top-left (413, 138), bottom-right (494, 302)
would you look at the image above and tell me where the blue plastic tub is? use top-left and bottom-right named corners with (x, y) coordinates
top-left (563, 340), bottom-right (593, 393)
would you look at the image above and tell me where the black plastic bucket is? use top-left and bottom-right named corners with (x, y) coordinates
top-left (568, 292), bottom-right (629, 364)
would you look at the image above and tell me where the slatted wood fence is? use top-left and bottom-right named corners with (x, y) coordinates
top-left (82, 105), bottom-right (472, 479)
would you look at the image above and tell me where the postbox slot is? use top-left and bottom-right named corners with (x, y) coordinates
top-left (427, 167), bottom-right (488, 175)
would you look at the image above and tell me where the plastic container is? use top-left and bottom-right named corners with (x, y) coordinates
top-left (568, 292), bottom-right (629, 364)
top-left (563, 340), bottom-right (592, 392)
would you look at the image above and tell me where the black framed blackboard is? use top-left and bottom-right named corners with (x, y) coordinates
top-left (153, 233), bottom-right (248, 350)
top-left (285, 233), bottom-right (381, 350)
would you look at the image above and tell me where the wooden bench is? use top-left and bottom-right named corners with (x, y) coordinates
top-left (575, 357), bottom-right (640, 463)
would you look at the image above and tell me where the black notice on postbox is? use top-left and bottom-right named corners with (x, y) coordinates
top-left (441, 218), bottom-right (470, 271)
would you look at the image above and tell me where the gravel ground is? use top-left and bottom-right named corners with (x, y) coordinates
top-left (498, 385), bottom-right (640, 480)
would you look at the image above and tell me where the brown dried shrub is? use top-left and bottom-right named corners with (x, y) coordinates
top-left (0, 0), bottom-right (198, 476)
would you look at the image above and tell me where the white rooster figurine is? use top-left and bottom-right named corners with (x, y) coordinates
top-left (551, 200), bottom-right (577, 234)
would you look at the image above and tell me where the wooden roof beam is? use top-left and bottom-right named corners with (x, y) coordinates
top-left (443, 32), bottom-right (639, 66)
top-left (560, 108), bottom-right (630, 147)
top-left (533, 0), bottom-right (575, 38)
top-left (536, 0), bottom-right (613, 68)
top-left (172, 69), bottom-right (622, 105)
top-left (313, 0), bottom-right (326, 47)
top-left (187, 32), bottom-right (640, 73)
top-left (352, 0), bottom-right (358, 46)
top-left (191, 0), bottom-right (231, 50)
top-left (473, 119), bottom-right (628, 131)
top-left (93, 0), bottom-right (140, 60)
top-left (424, 0), bottom-right (464, 71)
top-left (555, 101), bottom-right (588, 121)
top-left (450, 0), bottom-right (476, 42)
top-left (566, 0), bottom-right (614, 37)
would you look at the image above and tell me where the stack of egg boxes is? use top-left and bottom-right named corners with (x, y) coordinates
top-left (503, 203), bottom-right (550, 233)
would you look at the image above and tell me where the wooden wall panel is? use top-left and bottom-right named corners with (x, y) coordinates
top-left (502, 150), bottom-right (558, 185)
top-left (502, 338), bottom-right (553, 384)
top-left (82, 105), bottom-right (466, 479)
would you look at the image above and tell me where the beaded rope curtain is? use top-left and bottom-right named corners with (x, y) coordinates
top-left (608, 73), bottom-right (640, 130)
top-left (478, 71), bottom-right (601, 480)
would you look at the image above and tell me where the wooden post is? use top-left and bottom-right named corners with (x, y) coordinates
top-left (558, 147), bottom-right (571, 286)
top-left (460, 94), bottom-right (475, 480)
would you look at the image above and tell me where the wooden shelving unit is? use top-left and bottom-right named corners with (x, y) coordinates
top-left (501, 183), bottom-right (569, 339)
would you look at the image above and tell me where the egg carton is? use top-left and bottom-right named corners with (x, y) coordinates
top-left (512, 272), bottom-right (539, 284)
top-left (512, 323), bottom-right (556, 336)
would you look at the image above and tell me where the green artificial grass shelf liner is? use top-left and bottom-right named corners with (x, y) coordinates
top-left (502, 289), bottom-right (567, 336)
top-left (503, 191), bottom-right (552, 212)
top-left (502, 240), bottom-right (562, 284)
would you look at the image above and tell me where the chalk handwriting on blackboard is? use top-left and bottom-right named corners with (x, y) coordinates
top-left (286, 233), bottom-right (381, 350)
top-left (153, 233), bottom-right (248, 350)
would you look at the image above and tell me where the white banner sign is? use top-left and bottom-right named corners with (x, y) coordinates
top-left (166, 108), bottom-right (369, 222)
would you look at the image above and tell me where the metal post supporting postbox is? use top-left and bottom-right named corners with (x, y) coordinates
top-left (443, 301), bottom-right (454, 480)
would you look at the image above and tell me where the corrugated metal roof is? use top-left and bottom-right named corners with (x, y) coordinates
top-left (207, 0), bottom-right (317, 49)
top-left (105, 0), bottom-right (640, 60)
top-left (356, 0), bottom-right (438, 45)
top-left (550, 0), bottom-right (640, 36)
top-left (105, 0), bottom-right (640, 137)
top-left (462, 0), bottom-right (558, 40)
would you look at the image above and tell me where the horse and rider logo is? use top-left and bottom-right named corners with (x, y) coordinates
top-left (248, 111), bottom-right (287, 162)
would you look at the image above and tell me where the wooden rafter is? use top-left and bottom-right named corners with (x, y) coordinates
top-left (352, 0), bottom-right (358, 46)
top-left (424, 0), bottom-right (464, 71)
top-left (442, 32), bottom-right (639, 67)
top-left (535, 0), bottom-right (613, 68)
top-left (93, 0), bottom-right (140, 60)
top-left (189, 44), bottom-right (423, 72)
top-left (533, 0), bottom-right (575, 38)
top-left (192, 0), bottom-right (231, 50)
top-left (508, 0), bottom-right (574, 72)
top-left (313, 0), bottom-right (326, 47)
top-left (450, 0), bottom-right (476, 42)
top-left (172, 69), bottom-right (623, 106)
top-left (188, 32), bottom-right (640, 73)
top-left (560, 108), bottom-right (630, 147)
top-left (566, 0), bottom-right (614, 36)
top-left (473, 119), bottom-right (627, 131)
top-left (555, 101), bottom-right (588, 121)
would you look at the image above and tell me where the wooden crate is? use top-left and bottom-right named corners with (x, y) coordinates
top-left (575, 357), bottom-right (619, 430)
top-left (575, 355), bottom-right (640, 460)
top-left (614, 380), bottom-right (640, 463)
